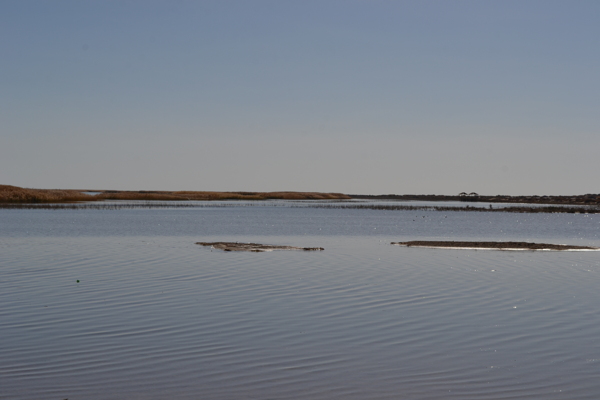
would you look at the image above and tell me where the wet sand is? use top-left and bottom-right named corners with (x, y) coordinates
top-left (392, 241), bottom-right (599, 251)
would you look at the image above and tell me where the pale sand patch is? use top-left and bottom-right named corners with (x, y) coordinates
top-left (391, 241), bottom-right (599, 251)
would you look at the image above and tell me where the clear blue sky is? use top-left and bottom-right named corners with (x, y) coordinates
top-left (1, 1), bottom-right (598, 195)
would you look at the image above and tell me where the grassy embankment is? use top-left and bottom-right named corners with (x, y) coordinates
top-left (0, 185), bottom-right (350, 204)
top-left (95, 190), bottom-right (350, 201)
top-left (0, 185), bottom-right (94, 203)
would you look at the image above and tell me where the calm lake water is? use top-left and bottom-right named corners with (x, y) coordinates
top-left (1, 202), bottom-right (599, 399)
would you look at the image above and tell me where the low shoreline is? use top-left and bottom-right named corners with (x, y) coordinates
top-left (392, 241), bottom-right (600, 251)
top-left (312, 203), bottom-right (600, 214)
top-left (1, 184), bottom-right (599, 211)
top-left (4, 201), bottom-right (599, 213)
top-left (351, 193), bottom-right (600, 206)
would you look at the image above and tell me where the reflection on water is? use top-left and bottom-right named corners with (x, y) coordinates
top-left (1, 204), bottom-right (599, 399)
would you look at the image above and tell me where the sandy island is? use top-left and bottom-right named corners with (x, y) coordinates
top-left (391, 241), bottom-right (599, 251)
top-left (197, 242), bottom-right (324, 252)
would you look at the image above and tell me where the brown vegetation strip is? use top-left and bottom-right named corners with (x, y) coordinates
top-left (197, 242), bottom-right (324, 252)
top-left (392, 241), bottom-right (599, 251)
top-left (0, 185), bottom-right (350, 204)
top-left (0, 185), bottom-right (94, 203)
top-left (96, 190), bottom-right (349, 201)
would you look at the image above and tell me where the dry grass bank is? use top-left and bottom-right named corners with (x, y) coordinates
top-left (0, 185), bottom-right (93, 203)
top-left (0, 185), bottom-right (350, 203)
top-left (96, 190), bottom-right (350, 201)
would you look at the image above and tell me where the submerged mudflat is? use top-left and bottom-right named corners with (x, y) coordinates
top-left (197, 242), bottom-right (324, 252)
top-left (392, 241), bottom-right (600, 251)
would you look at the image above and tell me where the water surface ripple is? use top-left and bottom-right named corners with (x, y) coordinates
top-left (1, 205), bottom-right (599, 399)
